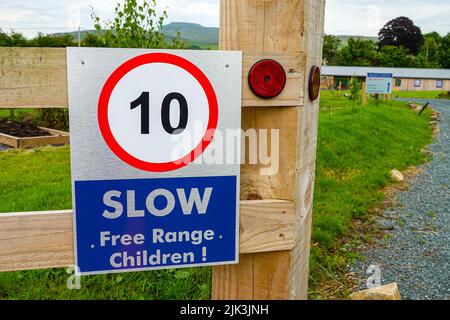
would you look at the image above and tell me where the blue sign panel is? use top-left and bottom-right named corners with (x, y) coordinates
top-left (74, 176), bottom-right (237, 274)
top-left (366, 73), bottom-right (394, 94)
top-left (367, 73), bottom-right (393, 78)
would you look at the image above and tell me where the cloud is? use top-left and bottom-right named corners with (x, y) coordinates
top-left (157, 0), bottom-right (220, 27)
top-left (325, 0), bottom-right (450, 36)
top-left (0, 9), bottom-right (34, 23)
top-left (0, 0), bottom-right (448, 38)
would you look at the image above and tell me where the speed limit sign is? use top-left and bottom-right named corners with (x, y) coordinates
top-left (98, 53), bottom-right (219, 172)
top-left (68, 48), bottom-right (242, 275)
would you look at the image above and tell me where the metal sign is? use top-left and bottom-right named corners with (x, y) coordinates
top-left (366, 73), bottom-right (393, 94)
top-left (67, 48), bottom-right (242, 275)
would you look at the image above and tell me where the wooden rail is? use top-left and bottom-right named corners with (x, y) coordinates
top-left (0, 200), bottom-right (295, 272)
top-left (0, 127), bottom-right (69, 148)
top-left (0, 48), bottom-right (304, 109)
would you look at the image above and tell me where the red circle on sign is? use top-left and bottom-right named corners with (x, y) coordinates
top-left (98, 53), bottom-right (218, 172)
top-left (248, 59), bottom-right (286, 99)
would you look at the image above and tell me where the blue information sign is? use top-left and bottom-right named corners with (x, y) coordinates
top-left (74, 176), bottom-right (237, 274)
top-left (366, 73), bottom-right (394, 94)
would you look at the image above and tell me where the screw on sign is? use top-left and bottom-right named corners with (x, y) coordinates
top-left (98, 53), bottom-right (219, 172)
top-left (67, 48), bottom-right (241, 275)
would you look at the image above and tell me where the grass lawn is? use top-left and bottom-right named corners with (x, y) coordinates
top-left (0, 109), bottom-right (40, 120)
top-left (0, 146), bottom-right (210, 300)
top-left (392, 90), bottom-right (448, 100)
top-left (0, 92), bottom-right (432, 299)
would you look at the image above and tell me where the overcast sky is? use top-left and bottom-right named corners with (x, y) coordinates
top-left (0, 0), bottom-right (449, 38)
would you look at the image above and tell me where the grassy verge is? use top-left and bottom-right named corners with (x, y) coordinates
top-left (0, 92), bottom-right (432, 299)
top-left (308, 91), bottom-right (432, 299)
top-left (392, 90), bottom-right (449, 99)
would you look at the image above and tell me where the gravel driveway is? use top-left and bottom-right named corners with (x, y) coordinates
top-left (350, 99), bottom-right (450, 300)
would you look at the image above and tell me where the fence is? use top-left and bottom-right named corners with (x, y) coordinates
top-left (0, 0), bottom-right (325, 300)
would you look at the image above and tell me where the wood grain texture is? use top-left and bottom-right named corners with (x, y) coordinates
top-left (240, 200), bottom-right (295, 254)
top-left (18, 127), bottom-right (70, 149)
top-left (0, 200), bottom-right (295, 272)
top-left (0, 210), bottom-right (74, 272)
top-left (213, 0), bottom-right (324, 300)
top-left (18, 135), bottom-right (70, 149)
top-left (212, 254), bottom-right (255, 300)
top-left (287, 0), bottom-right (325, 300)
top-left (0, 47), bottom-right (68, 109)
top-left (0, 127), bottom-right (69, 149)
top-left (0, 48), bottom-right (302, 109)
top-left (243, 52), bottom-right (305, 107)
top-left (240, 106), bottom-right (298, 200)
top-left (219, 0), bottom-right (304, 53)
top-left (0, 133), bottom-right (19, 148)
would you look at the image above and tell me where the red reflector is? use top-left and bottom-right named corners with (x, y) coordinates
top-left (248, 59), bottom-right (286, 99)
top-left (308, 65), bottom-right (321, 101)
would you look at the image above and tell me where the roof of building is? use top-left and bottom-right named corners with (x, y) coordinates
top-left (321, 66), bottom-right (450, 80)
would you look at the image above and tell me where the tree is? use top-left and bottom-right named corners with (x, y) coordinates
top-left (82, 32), bottom-right (106, 47)
top-left (91, 0), bottom-right (183, 49)
top-left (348, 76), bottom-right (361, 112)
top-left (418, 32), bottom-right (442, 68)
top-left (28, 33), bottom-right (76, 47)
top-left (323, 35), bottom-right (341, 65)
top-left (378, 45), bottom-right (414, 68)
top-left (438, 33), bottom-right (450, 69)
top-left (0, 29), bottom-right (27, 47)
top-left (338, 38), bottom-right (378, 66)
top-left (378, 17), bottom-right (424, 54)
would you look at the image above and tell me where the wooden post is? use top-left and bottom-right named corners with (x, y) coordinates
top-left (213, 0), bottom-right (325, 300)
top-left (361, 80), bottom-right (367, 106)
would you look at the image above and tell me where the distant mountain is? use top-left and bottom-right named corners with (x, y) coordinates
top-left (56, 22), bottom-right (378, 50)
top-left (163, 22), bottom-right (218, 44)
top-left (56, 22), bottom-right (219, 49)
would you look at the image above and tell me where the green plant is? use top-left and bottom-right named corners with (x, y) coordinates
top-left (91, 0), bottom-right (184, 49)
top-left (28, 33), bottom-right (76, 47)
top-left (349, 76), bottom-right (361, 111)
top-left (323, 35), bottom-right (341, 65)
top-left (39, 108), bottom-right (69, 131)
top-left (0, 29), bottom-right (28, 47)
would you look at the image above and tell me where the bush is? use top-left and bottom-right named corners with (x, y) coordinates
top-left (39, 109), bottom-right (69, 131)
top-left (439, 91), bottom-right (450, 99)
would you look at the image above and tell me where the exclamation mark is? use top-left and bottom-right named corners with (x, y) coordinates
top-left (202, 247), bottom-right (207, 262)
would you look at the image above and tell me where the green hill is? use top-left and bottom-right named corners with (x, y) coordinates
top-left (163, 22), bottom-right (218, 45)
top-left (56, 23), bottom-right (378, 50)
top-left (56, 22), bottom-right (219, 49)
top-left (162, 22), bottom-right (218, 50)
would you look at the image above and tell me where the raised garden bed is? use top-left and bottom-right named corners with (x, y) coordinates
top-left (0, 119), bottom-right (69, 148)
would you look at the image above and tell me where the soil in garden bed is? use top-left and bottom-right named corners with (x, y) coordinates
top-left (0, 118), bottom-right (50, 138)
